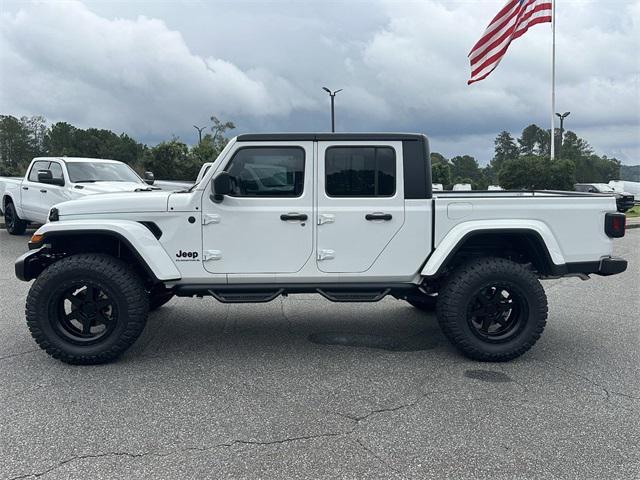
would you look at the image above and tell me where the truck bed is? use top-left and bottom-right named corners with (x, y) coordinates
top-left (432, 189), bottom-right (618, 265)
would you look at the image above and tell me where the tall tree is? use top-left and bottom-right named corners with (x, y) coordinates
top-left (492, 131), bottom-right (518, 169)
top-left (450, 155), bottom-right (481, 183)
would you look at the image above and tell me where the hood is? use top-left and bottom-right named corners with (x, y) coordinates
top-left (55, 190), bottom-right (172, 217)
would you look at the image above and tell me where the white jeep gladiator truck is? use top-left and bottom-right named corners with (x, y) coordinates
top-left (0, 157), bottom-right (157, 234)
top-left (14, 133), bottom-right (628, 364)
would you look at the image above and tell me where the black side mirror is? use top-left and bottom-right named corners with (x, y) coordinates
top-left (38, 170), bottom-right (65, 186)
top-left (211, 171), bottom-right (233, 203)
top-left (143, 171), bottom-right (155, 185)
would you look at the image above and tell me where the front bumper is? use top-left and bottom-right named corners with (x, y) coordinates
top-left (15, 247), bottom-right (49, 282)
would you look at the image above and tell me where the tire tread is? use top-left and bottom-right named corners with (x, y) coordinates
top-left (436, 257), bottom-right (548, 362)
top-left (26, 254), bottom-right (149, 364)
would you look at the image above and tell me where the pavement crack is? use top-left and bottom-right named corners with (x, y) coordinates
top-left (7, 431), bottom-right (351, 479)
top-left (354, 437), bottom-right (406, 478)
top-left (538, 360), bottom-right (638, 403)
top-left (0, 349), bottom-right (39, 361)
top-left (7, 451), bottom-right (161, 480)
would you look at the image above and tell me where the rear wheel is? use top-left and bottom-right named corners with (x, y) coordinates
top-left (436, 257), bottom-right (547, 361)
top-left (4, 202), bottom-right (27, 235)
top-left (26, 254), bottom-right (149, 364)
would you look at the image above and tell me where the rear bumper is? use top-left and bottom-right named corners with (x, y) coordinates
top-left (562, 256), bottom-right (628, 277)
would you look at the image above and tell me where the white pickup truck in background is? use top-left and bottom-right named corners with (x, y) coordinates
top-left (0, 157), bottom-right (158, 234)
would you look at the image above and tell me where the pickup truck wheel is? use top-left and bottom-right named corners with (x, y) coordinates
top-left (405, 293), bottom-right (437, 311)
top-left (436, 257), bottom-right (547, 361)
top-left (4, 202), bottom-right (27, 235)
top-left (26, 254), bottom-right (149, 365)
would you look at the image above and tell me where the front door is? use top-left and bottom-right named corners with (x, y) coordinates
top-left (21, 160), bottom-right (51, 222)
top-left (316, 141), bottom-right (405, 273)
top-left (201, 142), bottom-right (314, 275)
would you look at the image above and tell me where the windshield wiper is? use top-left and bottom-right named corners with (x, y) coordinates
top-left (74, 180), bottom-right (98, 183)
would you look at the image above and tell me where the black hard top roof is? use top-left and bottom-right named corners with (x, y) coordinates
top-left (236, 133), bottom-right (426, 142)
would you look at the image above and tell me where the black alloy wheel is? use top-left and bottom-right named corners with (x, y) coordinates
top-left (466, 283), bottom-right (526, 342)
top-left (52, 283), bottom-right (119, 345)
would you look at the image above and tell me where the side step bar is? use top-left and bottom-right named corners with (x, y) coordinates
top-left (173, 283), bottom-right (417, 303)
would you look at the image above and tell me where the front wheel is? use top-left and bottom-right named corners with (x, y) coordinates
top-left (436, 257), bottom-right (547, 361)
top-left (26, 254), bottom-right (149, 364)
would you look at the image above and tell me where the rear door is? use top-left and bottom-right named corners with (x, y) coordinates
top-left (316, 141), bottom-right (405, 273)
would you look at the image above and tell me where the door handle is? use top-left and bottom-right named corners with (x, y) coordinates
top-left (40, 189), bottom-right (47, 193)
top-left (22, 186), bottom-right (28, 190)
top-left (365, 213), bottom-right (392, 221)
top-left (280, 213), bottom-right (308, 221)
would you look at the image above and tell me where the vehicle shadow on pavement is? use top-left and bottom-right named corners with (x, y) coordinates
top-left (128, 298), bottom-right (447, 361)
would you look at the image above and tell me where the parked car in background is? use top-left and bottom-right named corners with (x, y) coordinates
top-left (153, 162), bottom-right (214, 191)
top-left (432, 183), bottom-right (444, 191)
top-left (452, 183), bottom-right (472, 191)
top-left (608, 180), bottom-right (639, 201)
top-left (488, 185), bottom-right (504, 191)
top-left (0, 157), bottom-right (157, 234)
top-left (574, 183), bottom-right (635, 213)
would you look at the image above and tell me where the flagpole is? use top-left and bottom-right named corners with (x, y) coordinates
top-left (550, 0), bottom-right (556, 160)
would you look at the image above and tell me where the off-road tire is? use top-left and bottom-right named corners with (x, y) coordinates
top-left (26, 254), bottom-right (149, 364)
top-left (436, 257), bottom-right (547, 361)
top-left (4, 202), bottom-right (27, 235)
top-left (405, 293), bottom-right (437, 312)
top-left (149, 291), bottom-right (175, 311)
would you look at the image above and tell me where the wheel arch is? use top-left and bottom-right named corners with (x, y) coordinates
top-left (422, 223), bottom-right (565, 278)
top-left (19, 221), bottom-right (181, 284)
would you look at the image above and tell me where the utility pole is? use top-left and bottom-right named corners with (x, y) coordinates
top-left (193, 125), bottom-right (206, 144)
top-left (554, 111), bottom-right (570, 159)
top-left (322, 87), bottom-right (343, 132)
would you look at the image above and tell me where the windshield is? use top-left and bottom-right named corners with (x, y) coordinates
top-left (67, 162), bottom-right (143, 183)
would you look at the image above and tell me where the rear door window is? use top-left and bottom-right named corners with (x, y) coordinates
top-left (325, 147), bottom-right (396, 197)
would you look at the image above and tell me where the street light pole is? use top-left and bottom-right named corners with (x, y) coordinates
top-left (322, 87), bottom-right (343, 132)
top-left (554, 111), bottom-right (570, 159)
top-left (193, 125), bottom-right (206, 144)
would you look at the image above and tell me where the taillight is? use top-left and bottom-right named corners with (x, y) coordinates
top-left (605, 213), bottom-right (625, 238)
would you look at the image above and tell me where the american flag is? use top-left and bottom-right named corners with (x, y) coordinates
top-left (468, 0), bottom-right (552, 84)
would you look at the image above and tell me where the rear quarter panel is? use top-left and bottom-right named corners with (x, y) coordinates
top-left (428, 193), bottom-right (617, 273)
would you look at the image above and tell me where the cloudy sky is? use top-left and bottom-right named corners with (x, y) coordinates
top-left (1, 0), bottom-right (639, 164)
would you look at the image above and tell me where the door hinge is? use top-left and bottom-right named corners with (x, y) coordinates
top-left (203, 250), bottom-right (222, 261)
top-left (317, 249), bottom-right (335, 261)
top-left (203, 214), bottom-right (221, 225)
top-left (317, 214), bottom-right (335, 225)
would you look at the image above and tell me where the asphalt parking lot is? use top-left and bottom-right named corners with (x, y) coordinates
top-left (0, 228), bottom-right (638, 480)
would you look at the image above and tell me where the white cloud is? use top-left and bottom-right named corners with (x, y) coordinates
top-left (0, 1), bottom-right (316, 140)
top-left (0, 0), bottom-right (638, 163)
